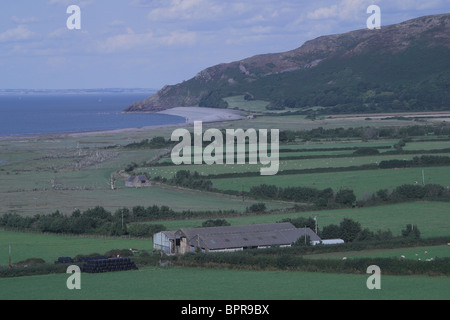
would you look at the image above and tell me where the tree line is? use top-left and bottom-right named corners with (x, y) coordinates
top-left (0, 205), bottom-right (239, 238)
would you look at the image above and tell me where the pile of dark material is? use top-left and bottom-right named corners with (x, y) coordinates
top-left (77, 256), bottom-right (107, 263)
top-left (55, 257), bottom-right (75, 264)
top-left (81, 257), bottom-right (138, 274)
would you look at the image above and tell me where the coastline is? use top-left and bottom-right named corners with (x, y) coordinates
top-left (156, 106), bottom-right (245, 124)
top-left (0, 107), bottom-right (246, 141)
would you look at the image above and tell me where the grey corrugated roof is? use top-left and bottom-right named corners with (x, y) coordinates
top-left (176, 223), bottom-right (321, 250)
top-left (177, 223), bottom-right (295, 239)
top-left (162, 231), bottom-right (178, 240)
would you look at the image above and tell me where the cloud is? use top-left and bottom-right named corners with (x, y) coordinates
top-left (308, 5), bottom-right (339, 20)
top-left (47, 0), bottom-right (94, 7)
top-left (97, 28), bottom-right (197, 53)
top-left (0, 25), bottom-right (35, 42)
top-left (147, 0), bottom-right (224, 21)
top-left (11, 16), bottom-right (38, 24)
top-left (307, 0), bottom-right (380, 21)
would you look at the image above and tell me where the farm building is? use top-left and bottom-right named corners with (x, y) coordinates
top-left (125, 175), bottom-right (151, 188)
top-left (153, 223), bottom-right (322, 255)
top-left (153, 231), bottom-right (179, 254)
top-left (319, 239), bottom-right (345, 245)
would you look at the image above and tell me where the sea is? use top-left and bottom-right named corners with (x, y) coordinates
top-left (0, 92), bottom-right (186, 137)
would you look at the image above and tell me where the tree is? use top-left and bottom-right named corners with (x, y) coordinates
top-left (202, 219), bottom-right (231, 228)
top-left (335, 189), bottom-right (357, 206)
top-left (339, 218), bottom-right (362, 243)
top-left (401, 224), bottom-right (421, 240)
top-left (114, 208), bottom-right (131, 224)
top-left (281, 217), bottom-right (315, 230)
top-left (376, 189), bottom-right (390, 202)
top-left (321, 224), bottom-right (341, 240)
top-left (292, 235), bottom-right (311, 247)
top-left (247, 203), bottom-right (267, 213)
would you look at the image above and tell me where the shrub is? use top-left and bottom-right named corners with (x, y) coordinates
top-left (246, 203), bottom-right (267, 213)
top-left (128, 224), bottom-right (166, 238)
top-left (202, 219), bottom-right (231, 228)
top-left (339, 218), bottom-right (362, 243)
top-left (335, 189), bottom-right (357, 206)
top-left (401, 225), bottom-right (421, 240)
top-left (353, 147), bottom-right (380, 156)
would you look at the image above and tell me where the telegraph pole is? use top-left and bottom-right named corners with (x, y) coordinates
top-left (8, 243), bottom-right (12, 268)
top-left (314, 216), bottom-right (318, 235)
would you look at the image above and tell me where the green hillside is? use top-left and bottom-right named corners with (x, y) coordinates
top-left (125, 13), bottom-right (450, 115)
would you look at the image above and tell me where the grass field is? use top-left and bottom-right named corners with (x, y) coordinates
top-left (0, 266), bottom-right (449, 300)
top-left (0, 230), bottom-right (153, 265)
top-left (147, 154), bottom-right (450, 179)
top-left (304, 245), bottom-right (450, 260)
top-left (0, 184), bottom-right (290, 216)
top-left (158, 201), bottom-right (450, 239)
top-left (0, 201), bottom-right (448, 267)
top-left (211, 166), bottom-right (450, 198)
top-left (1, 114), bottom-right (450, 300)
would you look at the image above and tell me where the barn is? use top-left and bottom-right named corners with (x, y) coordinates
top-left (153, 223), bottom-right (322, 255)
top-left (153, 231), bottom-right (179, 255)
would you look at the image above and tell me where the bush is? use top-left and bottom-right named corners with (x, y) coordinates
top-left (353, 147), bottom-right (380, 156)
top-left (202, 219), bottom-right (231, 228)
top-left (246, 203), bottom-right (267, 213)
top-left (128, 224), bottom-right (166, 238)
top-left (335, 189), bottom-right (357, 206)
top-left (339, 218), bottom-right (362, 243)
top-left (321, 224), bottom-right (341, 239)
top-left (401, 225), bottom-right (421, 240)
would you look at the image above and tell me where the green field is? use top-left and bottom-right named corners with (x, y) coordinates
top-left (304, 245), bottom-right (450, 261)
top-left (0, 266), bottom-right (448, 300)
top-left (0, 201), bottom-right (448, 267)
top-left (158, 201), bottom-right (450, 239)
top-left (211, 166), bottom-right (450, 198)
top-left (0, 231), bottom-right (153, 265)
top-left (0, 184), bottom-right (290, 216)
top-left (1, 114), bottom-right (450, 300)
top-left (148, 155), bottom-right (450, 181)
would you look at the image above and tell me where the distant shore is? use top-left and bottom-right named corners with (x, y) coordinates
top-left (157, 106), bottom-right (245, 124)
top-left (0, 107), bottom-right (245, 141)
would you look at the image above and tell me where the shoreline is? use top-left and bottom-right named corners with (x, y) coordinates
top-left (0, 107), bottom-right (246, 141)
top-left (156, 106), bottom-right (245, 124)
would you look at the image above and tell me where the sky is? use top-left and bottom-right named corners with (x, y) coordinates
top-left (1, 0), bottom-right (449, 90)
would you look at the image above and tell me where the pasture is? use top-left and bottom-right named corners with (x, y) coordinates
top-left (157, 201), bottom-right (450, 239)
top-left (0, 230), bottom-right (153, 265)
top-left (304, 245), bottom-right (450, 261)
top-left (1, 114), bottom-right (450, 301)
top-left (0, 266), bottom-right (448, 300)
top-left (211, 166), bottom-right (450, 198)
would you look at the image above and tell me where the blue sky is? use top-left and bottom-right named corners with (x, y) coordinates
top-left (1, 0), bottom-right (449, 89)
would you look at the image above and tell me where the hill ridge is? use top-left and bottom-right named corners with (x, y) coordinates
top-left (125, 13), bottom-right (450, 114)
